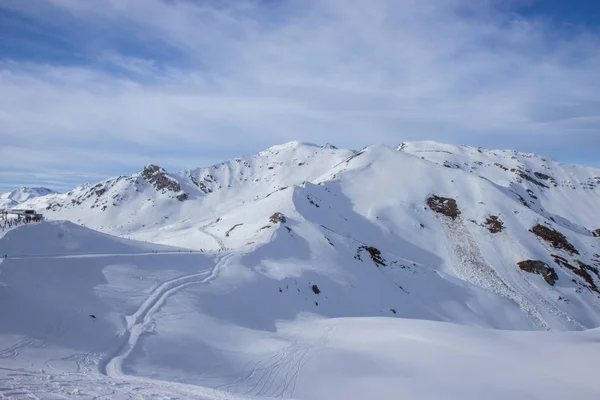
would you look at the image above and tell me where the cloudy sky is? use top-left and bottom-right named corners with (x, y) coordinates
top-left (1, 0), bottom-right (599, 192)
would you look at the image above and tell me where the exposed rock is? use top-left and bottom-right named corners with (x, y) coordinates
top-left (225, 223), bottom-right (243, 237)
top-left (533, 172), bottom-right (552, 181)
top-left (515, 169), bottom-right (549, 188)
top-left (574, 260), bottom-right (600, 293)
top-left (593, 228), bottom-right (600, 237)
top-left (443, 161), bottom-right (460, 169)
top-left (552, 255), bottom-right (599, 293)
top-left (526, 189), bottom-right (538, 199)
top-left (345, 150), bottom-right (365, 164)
top-left (483, 215), bottom-right (504, 233)
top-left (426, 196), bottom-right (461, 220)
top-left (512, 192), bottom-right (530, 208)
top-left (356, 245), bottom-right (386, 267)
top-left (530, 224), bottom-right (579, 255)
top-left (141, 164), bottom-right (188, 201)
top-left (269, 212), bottom-right (286, 224)
top-left (312, 284), bottom-right (321, 294)
top-left (517, 260), bottom-right (558, 285)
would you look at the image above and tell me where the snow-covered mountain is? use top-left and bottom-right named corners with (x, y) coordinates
top-left (2, 140), bottom-right (600, 398)
top-left (8, 140), bottom-right (600, 328)
top-left (0, 186), bottom-right (58, 209)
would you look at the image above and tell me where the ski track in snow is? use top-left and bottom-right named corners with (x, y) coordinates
top-left (219, 327), bottom-right (332, 398)
top-left (102, 253), bottom-right (234, 379)
top-left (198, 222), bottom-right (227, 251)
top-left (440, 218), bottom-right (586, 330)
top-left (0, 364), bottom-right (251, 400)
top-left (6, 250), bottom-right (203, 260)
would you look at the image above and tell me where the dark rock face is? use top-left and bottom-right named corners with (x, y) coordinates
top-left (593, 228), bottom-right (600, 237)
top-left (345, 150), bottom-right (365, 164)
top-left (269, 212), bottom-right (286, 224)
top-left (530, 224), bottom-right (579, 255)
top-left (514, 169), bottom-right (549, 188)
top-left (141, 164), bottom-right (187, 201)
top-left (554, 254), bottom-right (600, 293)
top-left (427, 196), bottom-right (461, 220)
top-left (517, 260), bottom-right (558, 285)
top-left (483, 215), bottom-right (504, 233)
top-left (534, 172), bottom-right (552, 181)
top-left (356, 246), bottom-right (386, 267)
top-left (574, 261), bottom-right (600, 293)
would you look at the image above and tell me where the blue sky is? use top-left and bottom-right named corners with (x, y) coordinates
top-left (1, 0), bottom-right (599, 192)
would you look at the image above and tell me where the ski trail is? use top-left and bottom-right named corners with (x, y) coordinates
top-left (198, 223), bottom-right (226, 251)
top-left (439, 218), bottom-right (551, 330)
top-left (103, 253), bottom-right (233, 379)
top-left (0, 338), bottom-right (36, 359)
top-left (221, 327), bottom-right (331, 398)
top-left (7, 250), bottom-right (201, 260)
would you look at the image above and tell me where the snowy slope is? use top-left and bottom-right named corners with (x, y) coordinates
top-left (6, 141), bottom-right (600, 330)
top-left (399, 141), bottom-right (600, 231)
top-left (102, 142), bottom-right (600, 330)
top-left (1, 221), bottom-right (600, 399)
top-left (0, 187), bottom-right (57, 209)
top-left (2, 136), bottom-right (600, 397)
top-left (17, 142), bottom-right (352, 243)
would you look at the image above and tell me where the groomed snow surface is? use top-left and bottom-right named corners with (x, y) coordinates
top-left (2, 141), bottom-right (600, 399)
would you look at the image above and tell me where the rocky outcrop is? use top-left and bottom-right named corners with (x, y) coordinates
top-left (517, 260), bottom-right (558, 286)
top-left (512, 168), bottom-right (549, 188)
top-left (530, 224), bottom-right (579, 255)
top-left (269, 212), bottom-right (286, 224)
top-left (553, 255), bottom-right (599, 293)
top-left (427, 196), bottom-right (461, 220)
top-left (141, 165), bottom-right (187, 201)
top-left (355, 246), bottom-right (386, 267)
top-left (483, 215), bottom-right (504, 233)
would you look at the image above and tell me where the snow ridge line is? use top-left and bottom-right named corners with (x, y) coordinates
top-left (101, 253), bottom-right (234, 379)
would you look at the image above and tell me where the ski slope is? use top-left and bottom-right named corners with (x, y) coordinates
top-left (1, 221), bottom-right (600, 399)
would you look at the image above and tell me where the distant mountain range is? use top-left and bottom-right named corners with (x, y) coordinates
top-left (0, 186), bottom-right (58, 209)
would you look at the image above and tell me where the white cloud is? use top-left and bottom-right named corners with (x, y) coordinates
top-left (1, 0), bottom-right (599, 191)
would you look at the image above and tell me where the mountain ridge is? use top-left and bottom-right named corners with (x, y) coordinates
top-left (2, 140), bottom-right (600, 398)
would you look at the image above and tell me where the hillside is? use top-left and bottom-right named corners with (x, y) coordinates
top-left (10, 140), bottom-right (600, 330)
top-left (2, 140), bottom-right (600, 398)
top-left (1, 221), bottom-right (599, 399)
top-left (0, 187), bottom-right (58, 209)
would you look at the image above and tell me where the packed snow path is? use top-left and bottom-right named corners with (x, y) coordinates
top-left (103, 253), bottom-right (233, 379)
top-left (198, 221), bottom-right (227, 251)
top-left (6, 250), bottom-right (204, 259)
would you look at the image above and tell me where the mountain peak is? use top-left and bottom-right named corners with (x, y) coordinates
top-left (0, 186), bottom-right (58, 208)
top-left (261, 141), bottom-right (319, 153)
